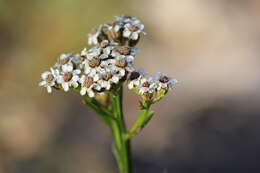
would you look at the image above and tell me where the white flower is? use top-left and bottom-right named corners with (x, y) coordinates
top-left (71, 53), bottom-right (84, 69)
top-left (153, 72), bottom-right (177, 90)
top-left (123, 23), bottom-right (145, 40)
top-left (56, 67), bottom-right (81, 92)
top-left (39, 69), bottom-right (57, 93)
top-left (79, 75), bottom-right (98, 97)
top-left (107, 23), bottom-right (121, 33)
top-left (97, 67), bottom-right (121, 90)
top-left (83, 58), bottom-right (102, 75)
top-left (137, 77), bottom-right (156, 95)
top-left (54, 53), bottom-right (84, 72)
top-left (88, 25), bottom-right (103, 45)
top-left (128, 69), bottom-right (146, 90)
top-left (114, 16), bottom-right (145, 40)
top-left (81, 47), bottom-right (101, 61)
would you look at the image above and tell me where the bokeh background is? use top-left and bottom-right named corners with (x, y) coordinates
top-left (1, 0), bottom-right (260, 172)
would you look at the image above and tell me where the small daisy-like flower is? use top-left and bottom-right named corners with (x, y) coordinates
top-left (56, 66), bottom-right (81, 92)
top-left (106, 22), bottom-right (123, 41)
top-left (79, 75), bottom-right (100, 97)
top-left (55, 53), bottom-right (84, 71)
top-left (81, 47), bottom-right (101, 61)
top-left (122, 22), bottom-right (145, 41)
top-left (114, 16), bottom-right (145, 41)
top-left (97, 67), bottom-right (121, 90)
top-left (110, 46), bottom-right (138, 73)
top-left (137, 77), bottom-right (156, 95)
top-left (153, 72), bottom-right (177, 90)
top-left (88, 25), bottom-right (108, 45)
top-left (128, 69), bottom-right (146, 90)
top-left (127, 70), bottom-right (158, 99)
top-left (98, 40), bottom-right (116, 60)
top-left (112, 46), bottom-right (139, 60)
top-left (71, 53), bottom-right (85, 70)
top-left (39, 69), bottom-right (57, 93)
top-left (57, 53), bottom-right (72, 65)
top-left (82, 40), bottom-right (116, 61)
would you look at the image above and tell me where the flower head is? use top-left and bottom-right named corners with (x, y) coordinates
top-left (153, 72), bottom-right (178, 90)
top-left (39, 68), bottom-right (57, 93)
top-left (39, 15), bottom-right (177, 102)
top-left (115, 16), bottom-right (145, 41)
top-left (88, 25), bottom-right (108, 45)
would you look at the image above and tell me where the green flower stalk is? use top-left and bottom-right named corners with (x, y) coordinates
top-left (39, 15), bottom-right (177, 173)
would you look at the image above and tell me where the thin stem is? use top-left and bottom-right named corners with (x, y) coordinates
top-left (111, 85), bottom-right (132, 173)
top-left (125, 103), bottom-right (154, 140)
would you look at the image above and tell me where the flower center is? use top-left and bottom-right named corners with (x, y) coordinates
top-left (103, 73), bottom-right (112, 81)
top-left (129, 71), bottom-right (140, 80)
top-left (89, 58), bottom-right (101, 68)
top-left (142, 81), bottom-right (150, 87)
top-left (129, 25), bottom-right (138, 32)
top-left (118, 47), bottom-right (130, 55)
top-left (46, 74), bottom-right (54, 83)
top-left (159, 76), bottom-right (169, 83)
top-left (116, 59), bottom-right (127, 67)
top-left (63, 72), bottom-right (72, 82)
top-left (84, 76), bottom-right (94, 88)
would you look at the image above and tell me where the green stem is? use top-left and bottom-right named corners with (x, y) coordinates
top-left (125, 104), bottom-right (154, 140)
top-left (111, 85), bottom-right (132, 173)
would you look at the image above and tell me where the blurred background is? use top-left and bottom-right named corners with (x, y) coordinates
top-left (1, 0), bottom-right (260, 172)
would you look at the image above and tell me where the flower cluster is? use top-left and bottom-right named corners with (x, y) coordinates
top-left (88, 16), bottom-right (145, 47)
top-left (128, 70), bottom-right (177, 100)
top-left (39, 15), bottom-right (177, 101)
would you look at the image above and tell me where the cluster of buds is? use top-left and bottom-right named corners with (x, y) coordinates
top-left (39, 15), bottom-right (177, 101)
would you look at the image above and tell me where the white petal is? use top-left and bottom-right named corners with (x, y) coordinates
top-left (47, 86), bottom-right (52, 93)
top-left (84, 66), bottom-right (91, 74)
top-left (41, 72), bottom-right (50, 79)
top-left (81, 48), bottom-right (87, 56)
top-left (94, 84), bottom-right (101, 91)
top-left (80, 87), bottom-right (87, 95)
top-left (62, 82), bottom-right (69, 92)
top-left (93, 74), bottom-right (99, 81)
top-left (119, 69), bottom-right (125, 76)
top-left (128, 82), bottom-right (134, 89)
top-left (72, 75), bottom-right (79, 82)
top-left (114, 25), bottom-right (121, 32)
top-left (56, 76), bottom-right (64, 84)
top-left (126, 56), bottom-right (134, 62)
top-left (100, 54), bottom-right (108, 59)
top-left (123, 30), bottom-right (131, 38)
top-left (62, 64), bottom-right (73, 72)
top-left (79, 75), bottom-right (85, 83)
top-left (138, 24), bottom-right (144, 30)
top-left (87, 90), bottom-right (95, 97)
top-left (73, 69), bottom-right (81, 75)
top-left (39, 81), bottom-right (47, 86)
top-left (131, 32), bottom-right (139, 40)
top-left (103, 47), bottom-right (111, 55)
top-left (71, 81), bottom-right (78, 88)
top-left (111, 76), bottom-right (119, 83)
top-left (124, 23), bottom-right (131, 28)
top-left (106, 83), bottom-right (111, 90)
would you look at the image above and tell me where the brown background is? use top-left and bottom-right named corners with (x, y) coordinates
top-left (1, 0), bottom-right (260, 172)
